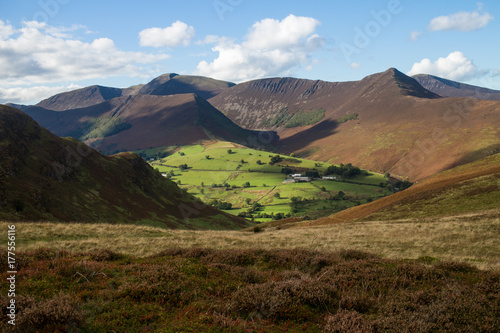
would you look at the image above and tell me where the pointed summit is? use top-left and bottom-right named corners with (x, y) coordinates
top-left (362, 68), bottom-right (441, 99)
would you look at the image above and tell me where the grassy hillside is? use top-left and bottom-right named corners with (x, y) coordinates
top-left (2, 221), bottom-right (498, 332)
top-left (0, 105), bottom-right (249, 230)
top-left (144, 141), bottom-right (392, 222)
top-left (308, 152), bottom-right (500, 226)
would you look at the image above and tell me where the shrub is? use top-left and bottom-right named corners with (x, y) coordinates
top-left (323, 309), bottom-right (372, 333)
top-left (253, 226), bottom-right (263, 233)
top-left (16, 293), bottom-right (83, 331)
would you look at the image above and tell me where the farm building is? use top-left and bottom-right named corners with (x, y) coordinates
top-left (294, 177), bottom-right (311, 182)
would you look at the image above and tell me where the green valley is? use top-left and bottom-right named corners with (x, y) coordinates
top-left (141, 141), bottom-right (393, 222)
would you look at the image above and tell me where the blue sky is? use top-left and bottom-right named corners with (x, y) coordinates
top-left (1, 0), bottom-right (499, 104)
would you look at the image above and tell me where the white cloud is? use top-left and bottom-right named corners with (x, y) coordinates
top-left (410, 31), bottom-right (421, 41)
top-left (195, 15), bottom-right (324, 82)
top-left (407, 51), bottom-right (478, 81)
top-left (428, 6), bottom-right (493, 31)
top-left (0, 20), bottom-right (15, 40)
top-left (350, 62), bottom-right (361, 69)
top-left (0, 20), bottom-right (169, 87)
top-left (139, 21), bottom-right (195, 47)
top-left (0, 84), bottom-right (81, 104)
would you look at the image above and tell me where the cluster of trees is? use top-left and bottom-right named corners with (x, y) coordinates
top-left (178, 164), bottom-right (188, 171)
top-left (325, 163), bottom-right (364, 178)
top-left (269, 155), bottom-right (283, 165)
top-left (208, 199), bottom-right (232, 210)
top-left (138, 151), bottom-right (170, 161)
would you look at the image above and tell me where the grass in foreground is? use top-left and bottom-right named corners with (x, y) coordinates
top-left (0, 248), bottom-right (498, 332)
top-left (3, 210), bottom-right (499, 270)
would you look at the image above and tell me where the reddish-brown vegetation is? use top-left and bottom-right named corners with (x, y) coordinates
top-left (1, 248), bottom-right (498, 332)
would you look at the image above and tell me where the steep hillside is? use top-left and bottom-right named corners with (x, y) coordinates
top-left (138, 73), bottom-right (235, 99)
top-left (413, 74), bottom-right (500, 100)
top-left (309, 152), bottom-right (500, 226)
top-left (22, 94), bottom-right (276, 154)
top-left (35, 85), bottom-right (124, 111)
top-left (211, 68), bottom-right (500, 180)
top-left (0, 104), bottom-right (250, 229)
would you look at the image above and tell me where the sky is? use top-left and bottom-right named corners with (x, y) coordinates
top-left (1, 0), bottom-right (499, 104)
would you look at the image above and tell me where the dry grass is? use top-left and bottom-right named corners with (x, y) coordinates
top-left (3, 211), bottom-right (499, 270)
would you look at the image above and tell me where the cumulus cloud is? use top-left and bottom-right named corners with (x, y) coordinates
top-left (350, 62), bottom-right (361, 69)
top-left (0, 20), bottom-right (169, 87)
top-left (139, 21), bottom-right (195, 47)
top-left (195, 14), bottom-right (324, 82)
top-left (410, 31), bottom-right (422, 41)
top-left (428, 5), bottom-right (493, 31)
top-left (407, 51), bottom-right (478, 81)
top-left (0, 84), bottom-right (81, 104)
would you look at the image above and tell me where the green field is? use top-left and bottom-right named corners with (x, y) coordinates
top-left (148, 142), bottom-right (393, 222)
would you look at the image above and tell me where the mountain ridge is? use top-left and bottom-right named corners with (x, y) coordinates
top-left (412, 74), bottom-right (500, 100)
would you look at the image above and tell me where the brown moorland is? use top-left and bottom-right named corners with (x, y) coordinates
top-left (21, 93), bottom-right (275, 155)
top-left (210, 68), bottom-right (500, 180)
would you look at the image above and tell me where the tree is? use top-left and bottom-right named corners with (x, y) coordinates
top-left (245, 198), bottom-right (252, 205)
top-left (205, 155), bottom-right (211, 159)
top-left (179, 152), bottom-right (185, 156)
top-left (227, 149), bottom-right (233, 154)
top-left (243, 182), bottom-right (251, 188)
top-left (273, 192), bottom-right (281, 198)
top-left (178, 164), bottom-right (188, 171)
top-left (256, 160), bottom-right (262, 165)
top-left (269, 155), bottom-right (282, 165)
top-left (240, 159), bottom-right (245, 164)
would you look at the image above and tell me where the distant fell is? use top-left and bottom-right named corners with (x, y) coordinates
top-left (138, 73), bottom-right (235, 99)
top-left (36, 85), bottom-right (124, 111)
top-left (413, 74), bottom-right (500, 100)
top-left (21, 94), bottom-right (275, 154)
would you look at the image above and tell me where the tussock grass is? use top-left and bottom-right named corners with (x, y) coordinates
top-left (4, 210), bottom-right (499, 270)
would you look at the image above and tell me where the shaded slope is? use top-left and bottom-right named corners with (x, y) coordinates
top-left (413, 74), bottom-right (500, 100)
top-left (0, 104), bottom-right (250, 229)
top-left (138, 73), bottom-right (235, 99)
top-left (22, 94), bottom-right (276, 154)
top-left (35, 85), bottom-right (124, 111)
top-left (309, 153), bottom-right (500, 226)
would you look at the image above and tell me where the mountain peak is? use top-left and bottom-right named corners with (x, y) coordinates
top-left (365, 68), bottom-right (441, 99)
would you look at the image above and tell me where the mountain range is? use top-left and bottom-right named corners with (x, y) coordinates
top-left (8, 68), bottom-right (500, 182)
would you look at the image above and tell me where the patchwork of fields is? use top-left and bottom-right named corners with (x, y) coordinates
top-left (145, 142), bottom-right (393, 221)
